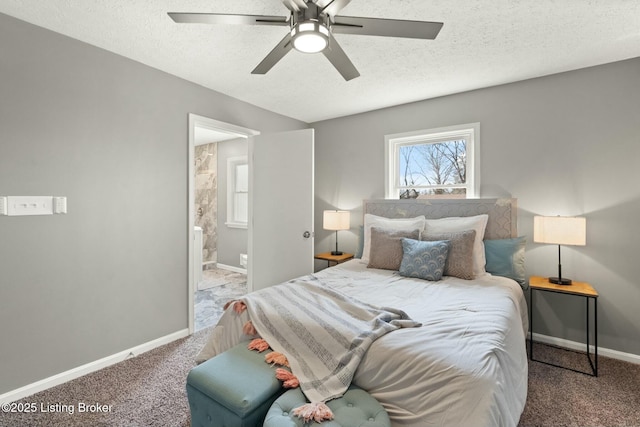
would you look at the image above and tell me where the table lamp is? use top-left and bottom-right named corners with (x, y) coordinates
top-left (533, 215), bottom-right (586, 285)
top-left (323, 210), bottom-right (350, 255)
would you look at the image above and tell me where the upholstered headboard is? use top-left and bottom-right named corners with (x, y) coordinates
top-left (363, 198), bottom-right (517, 240)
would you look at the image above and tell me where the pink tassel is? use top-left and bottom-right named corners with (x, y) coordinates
top-left (275, 368), bottom-right (299, 388)
top-left (233, 301), bottom-right (247, 313)
top-left (293, 402), bottom-right (334, 423)
top-left (223, 300), bottom-right (246, 313)
top-left (248, 338), bottom-right (270, 352)
top-left (265, 352), bottom-right (289, 367)
top-left (243, 321), bottom-right (257, 336)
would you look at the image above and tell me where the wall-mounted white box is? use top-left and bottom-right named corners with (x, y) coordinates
top-left (6, 196), bottom-right (54, 216)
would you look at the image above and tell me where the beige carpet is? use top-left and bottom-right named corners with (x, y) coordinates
top-left (0, 328), bottom-right (211, 427)
top-left (519, 342), bottom-right (640, 426)
top-left (2, 302), bottom-right (639, 427)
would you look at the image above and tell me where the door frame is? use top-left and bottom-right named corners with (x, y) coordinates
top-left (187, 113), bottom-right (259, 333)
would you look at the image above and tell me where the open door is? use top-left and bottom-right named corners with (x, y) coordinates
top-left (248, 129), bottom-right (314, 292)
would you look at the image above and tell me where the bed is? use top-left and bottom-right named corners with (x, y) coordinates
top-left (198, 198), bottom-right (528, 427)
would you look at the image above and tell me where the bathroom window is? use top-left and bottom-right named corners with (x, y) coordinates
top-left (226, 156), bottom-right (248, 229)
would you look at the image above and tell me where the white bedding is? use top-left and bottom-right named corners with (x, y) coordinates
top-left (199, 260), bottom-right (528, 427)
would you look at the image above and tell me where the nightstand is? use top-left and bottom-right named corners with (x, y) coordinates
top-left (529, 276), bottom-right (598, 376)
top-left (314, 252), bottom-right (354, 268)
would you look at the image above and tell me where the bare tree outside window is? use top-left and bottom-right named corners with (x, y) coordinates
top-left (385, 123), bottom-right (478, 199)
top-left (399, 140), bottom-right (467, 199)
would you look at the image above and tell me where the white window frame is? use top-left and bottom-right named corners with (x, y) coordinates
top-left (226, 156), bottom-right (248, 229)
top-left (384, 123), bottom-right (480, 199)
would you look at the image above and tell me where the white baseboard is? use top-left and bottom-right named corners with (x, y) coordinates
top-left (216, 263), bottom-right (247, 275)
top-left (0, 328), bottom-right (189, 405)
top-left (530, 332), bottom-right (640, 365)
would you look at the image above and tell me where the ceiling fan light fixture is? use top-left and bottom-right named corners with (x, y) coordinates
top-left (291, 20), bottom-right (329, 53)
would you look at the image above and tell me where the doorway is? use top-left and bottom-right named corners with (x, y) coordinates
top-left (187, 116), bottom-right (316, 333)
top-left (188, 114), bottom-right (259, 333)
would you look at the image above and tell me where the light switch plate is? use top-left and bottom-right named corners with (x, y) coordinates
top-left (7, 196), bottom-right (54, 216)
top-left (53, 197), bottom-right (67, 214)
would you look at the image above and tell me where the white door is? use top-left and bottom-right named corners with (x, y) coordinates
top-left (248, 129), bottom-right (314, 292)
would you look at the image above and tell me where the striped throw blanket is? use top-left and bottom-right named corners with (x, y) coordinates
top-left (241, 275), bottom-right (421, 404)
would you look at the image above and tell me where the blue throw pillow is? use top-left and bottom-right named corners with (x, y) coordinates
top-left (355, 225), bottom-right (364, 259)
top-left (484, 236), bottom-right (527, 287)
top-left (399, 238), bottom-right (450, 281)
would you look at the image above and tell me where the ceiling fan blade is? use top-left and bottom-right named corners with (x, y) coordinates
top-left (282, 0), bottom-right (308, 12)
top-left (332, 16), bottom-right (443, 39)
top-left (252, 33), bottom-right (294, 75)
top-left (322, 34), bottom-right (359, 81)
top-left (168, 12), bottom-right (289, 27)
top-left (321, 0), bottom-right (352, 18)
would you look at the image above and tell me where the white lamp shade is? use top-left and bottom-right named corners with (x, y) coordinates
top-left (323, 210), bottom-right (350, 231)
top-left (533, 216), bottom-right (586, 246)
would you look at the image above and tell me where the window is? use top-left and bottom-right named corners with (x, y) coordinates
top-left (226, 156), bottom-right (248, 228)
top-left (385, 123), bottom-right (479, 199)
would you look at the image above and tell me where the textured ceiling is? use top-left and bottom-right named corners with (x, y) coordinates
top-left (1, 0), bottom-right (639, 123)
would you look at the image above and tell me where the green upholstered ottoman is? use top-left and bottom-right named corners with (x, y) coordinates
top-left (263, 385), bottom-right (391, 427)
top-left (187, 342), bottom-right (285, 427)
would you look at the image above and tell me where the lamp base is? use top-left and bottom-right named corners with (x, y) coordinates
top-left (331, 251), bottom-right (343, 256)
top-left (548, 277), bottom-right (572, 285)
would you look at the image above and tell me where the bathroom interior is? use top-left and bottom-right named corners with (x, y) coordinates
top-left (193, 127), bottom-right (249, 331)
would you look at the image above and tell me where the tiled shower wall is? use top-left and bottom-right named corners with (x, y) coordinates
top-left (195, 143), bottom-right (217, 266)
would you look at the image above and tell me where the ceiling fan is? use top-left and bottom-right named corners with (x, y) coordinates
top-left (168, 0), bottom-right (443, 81)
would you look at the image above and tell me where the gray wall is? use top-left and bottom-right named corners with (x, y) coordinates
top-left (312, 57), bottom-right (640, 357)
top-left (217, 138), bottom-right (248, 269)
top-left (0, 13), bottom-right (306, 394)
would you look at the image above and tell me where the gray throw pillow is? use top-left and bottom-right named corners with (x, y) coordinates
top-left (422, 229), bottom-right (476, 280)
top-left (367, 227), bottom-right (420, 271)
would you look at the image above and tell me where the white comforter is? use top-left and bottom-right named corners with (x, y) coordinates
top-left (199, 260), bottom-right (529, 427)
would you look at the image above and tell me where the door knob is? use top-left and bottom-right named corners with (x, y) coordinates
top-left (303, 231), bottom-right (311, 239)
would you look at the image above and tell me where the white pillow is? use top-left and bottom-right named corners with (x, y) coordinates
top-left (362, 214), bottom-right (426, 264)
top-left (423, 214), bottom-right (489, 276)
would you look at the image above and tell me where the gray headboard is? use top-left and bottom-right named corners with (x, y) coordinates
top-left (363, 198), bottom-right (517, 240)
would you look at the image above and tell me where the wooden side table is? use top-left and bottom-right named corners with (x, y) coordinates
top-left (314, 252), bottom-right (354, 268)
top-left (529, 276), bottom-right (598, 376)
